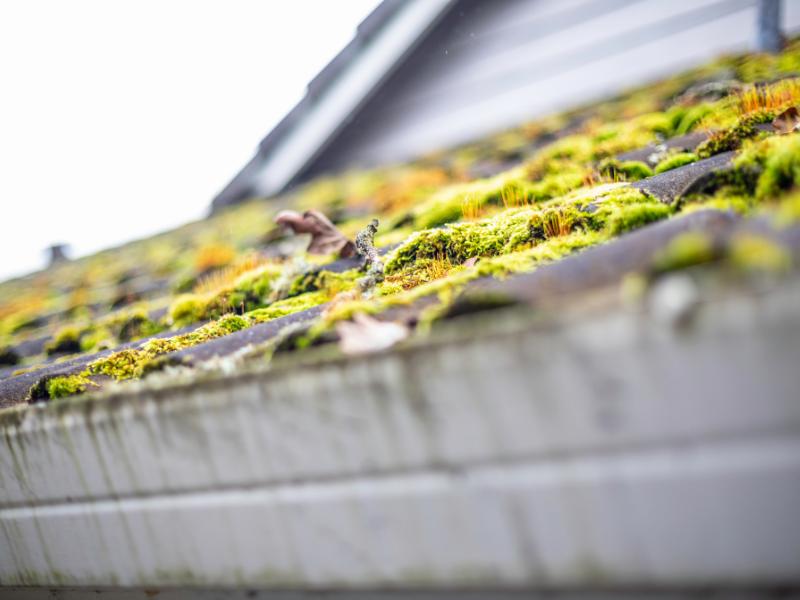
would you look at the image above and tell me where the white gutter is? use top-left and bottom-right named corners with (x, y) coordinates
top-left (252, 0), bottom-right (456, 196)
top-left (1, 277), bottom-right (800, 593)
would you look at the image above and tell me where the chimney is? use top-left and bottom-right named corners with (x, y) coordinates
top-left (46, 243), bottom-right (70, 267)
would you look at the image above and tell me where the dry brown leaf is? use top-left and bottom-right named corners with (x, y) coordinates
top-left (336, 313), bottom-right (409, 355)
top-left (772, 106), bottom-right (800, 134)
top-left (274, 209), bottom-right (356, 257)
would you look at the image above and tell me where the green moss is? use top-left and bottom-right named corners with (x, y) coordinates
top-left (410, 171), bottom-right (528, 229)
top-left (606, 202), bottom-right (672, 235)
top-left (672, 103), bottom-right (714, 135)
top-left (47, 374), bottom-right (96, 400)
top-left (249, 291), bottom-right (329, 323)
top-left (741, 135), bottom-right (800, 200)
top-left (696, 110), bottom-right (774, 159)
top-left (385, 209), bottom-right (538, 273)
top-left (728, 233), bottom-right (792, 273)
top-left (387, 184), bottom-right (658, 274)
top-left (0, 344), bottom-right (19, 366)
top-left (89, 313), bottom-right (251, 380)
top-left (599, 159), bottom-right (654, 181)
top-left (78, 327), bottom-right (113, 352)
top-left (653, 232), bottom-right (716, 272)
top-left (285, 270), bottom-right (359, 299)
top-left (773, 189), bottom-right (800, 225)
top-left (654, 152), bottom-right (698, 174)
top-left (682, 190), bottom-right (754, 215)
top-left (169, 294), bottom-right (208, 328)
top-left (45, 326), bottom-right (82, 356)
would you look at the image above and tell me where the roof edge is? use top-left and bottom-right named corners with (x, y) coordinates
top-left (211, 0), bottom-right (458, 213)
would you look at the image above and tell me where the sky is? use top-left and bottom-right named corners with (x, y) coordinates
top-left (0, 0), bottom-right (380, 281)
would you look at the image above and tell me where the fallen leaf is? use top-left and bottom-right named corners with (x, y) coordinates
top-left (336, 313), bottom-right (409, 355)
top-left (274, 209), bottom-right (356, 257)
top-left (772, 106), bottom-right (800, 134)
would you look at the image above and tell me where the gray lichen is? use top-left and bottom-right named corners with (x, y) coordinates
top-left (355, 218), bottom-right (385, 294)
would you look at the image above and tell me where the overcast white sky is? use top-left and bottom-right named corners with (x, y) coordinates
top-left (0, 0), bottom-right (380, 281)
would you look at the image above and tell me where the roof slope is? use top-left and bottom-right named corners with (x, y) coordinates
top-left (2, 40), bottom-right (800, 405)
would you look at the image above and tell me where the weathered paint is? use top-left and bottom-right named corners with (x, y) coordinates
top-left (1, 278), bottom-right (800, 591)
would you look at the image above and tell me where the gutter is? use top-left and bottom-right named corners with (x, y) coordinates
top-left (1, 275), bottom-right (799, 593)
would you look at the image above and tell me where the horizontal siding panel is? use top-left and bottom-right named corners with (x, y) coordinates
top-left (307, 0), bottom-right (800, 175)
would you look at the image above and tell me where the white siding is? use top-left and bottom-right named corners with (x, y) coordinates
top-left (307, 0), bottom-right (800, 174)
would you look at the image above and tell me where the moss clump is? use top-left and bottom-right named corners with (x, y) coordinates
top-left (169, 294), bottom-right (209, 328)
top-left (599, 159), bottom-right (654, 181)
top-left (47, 375), bottom-right (97, 400)
top-left (248, 291), bottom-right (329, 323)
top-left (654, 152), bottom-right (698, 174)
top-left (169, 264), bottom-right (286, 326)
top-left (45, 326), bottom-right (82, 356)
top-left (728, 233), bottom-right (792, 273)
top-left (653, 232), bottom-right (716, 272)
top-left (89, 313), bottom-right (251, 380)
top-left (386, 184), bottom-right (662, 274)
top-left (773, 189), bottom-right (800, 225)
top-left (0, 344), bottom-right (19, 366)
top-left (410, 172), bottom-right (533, 229)
top-left (696, 110), bottom-right (774, 158)
top-left (385, 209), bottom-right (539, 273)
top-left (605, 202), bottom-right (672, 235)
top-left (285, 270), bottom-right (359, 299)
top-left (736, 134), bottom-right (800, 200)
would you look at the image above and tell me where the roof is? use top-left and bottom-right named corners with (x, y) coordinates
top-left (212, 0), bottom-right (800, 213)
top-left (2, 39), bottom-right (800, 406)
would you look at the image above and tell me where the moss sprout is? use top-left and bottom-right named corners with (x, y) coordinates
top-left (599, 159), bottom-right (654, 181)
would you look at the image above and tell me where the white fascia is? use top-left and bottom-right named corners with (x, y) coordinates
top-left (252, 0), bottom-right (456, 196)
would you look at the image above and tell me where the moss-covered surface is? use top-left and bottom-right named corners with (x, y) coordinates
top-left (4, 40), bottom-right (800, 403)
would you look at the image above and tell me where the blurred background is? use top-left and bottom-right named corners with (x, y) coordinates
top-left (0, 0), bottom-right (379, 280)
top-left (1, 0), bottom-right (797, 281)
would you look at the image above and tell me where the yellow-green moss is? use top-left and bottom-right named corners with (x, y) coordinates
top-left (696, 110), bottom-right (774, 158)
top-left (736, 134), bottom-right (800, 200)
top-left (47, 374), bottom-right (97, 400)
top-left (654, 152), bottom-right (698, 174)
top-left (599, 159), bottom-right (653, 181)
top-left (728, 233), bottom-right (792, 273)
top-left (653, 231), bottom-right (716, 272)
top-left (249, 291), bottom-right (329, 323)
top-left (89, 313), bottom-right (250, 380)
top-left (44, 326), bottom-right (81, 356)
